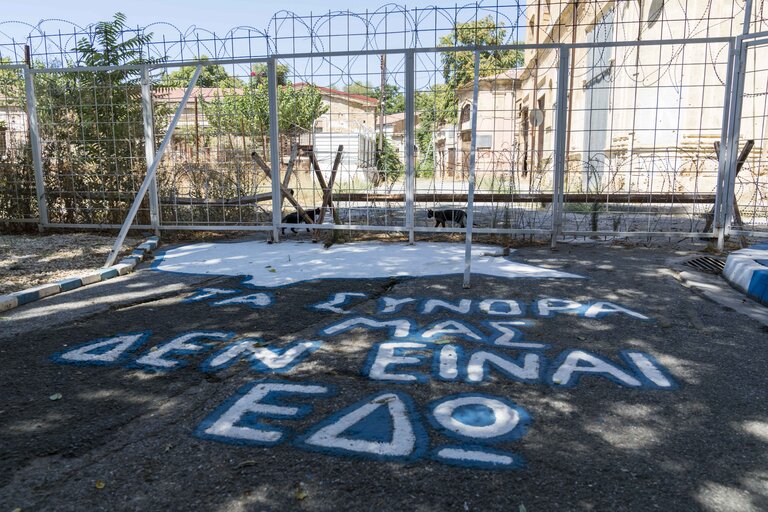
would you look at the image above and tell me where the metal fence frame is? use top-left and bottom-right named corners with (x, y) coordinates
top-left (2, 24), bottom-right (766, 257)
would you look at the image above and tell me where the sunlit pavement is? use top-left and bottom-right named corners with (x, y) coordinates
top-left (1, 242), bottom-right (767, 511)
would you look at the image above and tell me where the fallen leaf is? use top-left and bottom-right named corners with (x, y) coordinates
top-left (576, 335), bottom-right (586, 341)
top-left (433, 340), bottom-right (453, 345)
top-left (372, 396), bottom-right (395, 405)
top-left (237, 460), bottom-right (258, 469)
top-left (49, 393), bottom-right (62, 401)
top-left (295, 482), bottom-right (308, 501)
top-left (95, 480), bottom-right (106, 490)
top-left (268, 268), bottom-right (277, 273)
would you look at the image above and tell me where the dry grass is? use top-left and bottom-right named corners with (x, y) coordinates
top-left (0, 233), bottom-right (140, 295)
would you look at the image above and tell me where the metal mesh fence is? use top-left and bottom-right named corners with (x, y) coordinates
top-left (0, 65), bottom-right (36, 223)
top-left (732, 40), bottom-right (768, 235)
top-left (0, 1), bottom-right (765, 245)
top-left (153, 63), bottom-right (275, 229)
top-left (32, 68), bottom-right (152, 227)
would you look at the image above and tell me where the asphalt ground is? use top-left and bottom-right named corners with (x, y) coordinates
top-left (1, 242), bottom-right (767, 511)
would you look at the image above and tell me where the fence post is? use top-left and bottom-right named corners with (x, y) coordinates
top-left (104, 65), bottom-right (202, 267)
top-left (141, 66), bottom-right (160, 235)
top-left (714, 40), bottom-right (735, 244)
top-left (743, 0), bottom-right (753, 35)
top-left (462, 51), bottom-right (481, 289)
top-left (551, 46), bottom-right (570, 249)
top-left (404, 50), bottom-right (416, 245)
top-left (719, 39), bottom-right (747, 251)
top-left (23, 66), bottom-right (48, 230)
top-left (267, 58), bottom-right (282, 243)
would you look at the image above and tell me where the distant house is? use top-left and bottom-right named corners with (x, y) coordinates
top-left (293, 83), bottom-right (378, 135)
top-left (293, 83), bottom-right (379, 174)
top-left (154, 84), bottom-right (380, 174)
top-left (434, 69), bottom-right (523, 181)
top-left (382, 112), bottom-right (406, 162)
top-left (517, 0), bottom-right (765, 195)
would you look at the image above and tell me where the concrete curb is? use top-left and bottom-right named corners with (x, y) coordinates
top-left (723, 243), bottom-right (768, 306)
top-left (0, 236), bottom-right (160, 314)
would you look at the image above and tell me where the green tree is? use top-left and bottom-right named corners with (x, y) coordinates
top-left (0, 57), bottom-right (24, 103)
top-left (415, 84), bottom-right (456, 173)
top-left (0, 57), bottom-right (35, 221)
top-left (203, 79), bottom-right (328, 155)
top-left (375, 84), bottom-right (405, 114)
top-left (373, 133), bottom-right (403, 185)
top-left (440, 16), bottom-right (523, 90)
top-left (161, 56), bottom-right (242, 88)
top-left (34, 12), bottom-right (160, 224)
top-left (250, 63), bottom-right (290, 86)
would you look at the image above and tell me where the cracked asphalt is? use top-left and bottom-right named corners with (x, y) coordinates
top-left (1, 241), bottom-right (767, 511)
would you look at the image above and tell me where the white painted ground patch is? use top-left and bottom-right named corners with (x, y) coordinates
top-left (154, 241), bottom-right (582, 287)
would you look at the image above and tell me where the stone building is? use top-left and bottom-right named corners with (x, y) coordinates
top-left (517, 0), bottom-right (766, 197)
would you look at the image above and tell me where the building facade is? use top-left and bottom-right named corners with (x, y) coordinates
top-left (517, 0), bottom-right (766, 196)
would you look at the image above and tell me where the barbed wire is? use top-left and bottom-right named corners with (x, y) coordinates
top-left (0, 0), bottom-right (759, 68)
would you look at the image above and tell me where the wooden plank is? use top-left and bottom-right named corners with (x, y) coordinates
top-left (309, 150), bottom-right (332, 210)
top-left (252, 151), bottom-right (315, 226)
top-left (279, 143), bottom-right (298, 210)
top-left (317, 145), bottom-right (344, 224)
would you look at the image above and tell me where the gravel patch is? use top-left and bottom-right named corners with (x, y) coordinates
top-left (0, 233), bottom-right (140, 295)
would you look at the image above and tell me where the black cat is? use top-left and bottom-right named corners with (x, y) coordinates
top-left (427, 208), bottom-right (468, 228)
top-left (282, 207), bottom-right (322, 234)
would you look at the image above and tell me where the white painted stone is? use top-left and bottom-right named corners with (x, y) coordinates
top-left (0, 295), bottom-right (18, 313)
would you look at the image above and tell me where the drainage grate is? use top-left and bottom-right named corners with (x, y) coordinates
top-left (684, 256), bottom-right (726, 274)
